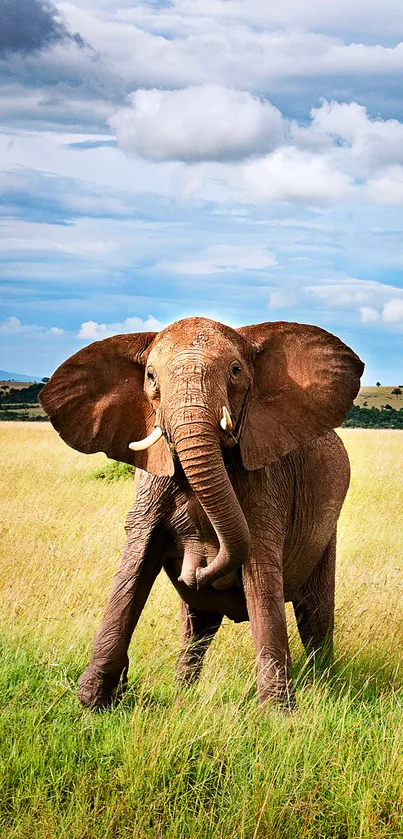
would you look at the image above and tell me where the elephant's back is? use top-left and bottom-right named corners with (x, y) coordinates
top-left (281, 430), bottom-right (350, 598)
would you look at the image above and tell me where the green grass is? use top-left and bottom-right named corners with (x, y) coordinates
top-left (0, 424), bottom-right (402, 838)
top-left (1, 637), bottom-right (401, 839)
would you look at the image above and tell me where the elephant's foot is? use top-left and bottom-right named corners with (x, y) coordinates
top-left (78, 662), bottom-right (128, 710)
top-left (175, 655), bottom-right (202, 687)
top-left (267, 689), bottom-right (297, 714)
top-left (259, 683), bottom-right (297, 713)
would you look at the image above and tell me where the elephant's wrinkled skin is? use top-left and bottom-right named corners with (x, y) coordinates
top-left (40, 317), bottom-right (363, 709)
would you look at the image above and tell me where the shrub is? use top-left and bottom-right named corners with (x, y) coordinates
top-left (86, 460), bottom-right (135, 481)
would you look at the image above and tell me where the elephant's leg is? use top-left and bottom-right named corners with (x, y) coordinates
top-left (175, 600), bottom-right (223, 685)
top-left (243, 551), bottom-right (294, 708)
top-left (78, 527), bottom-right (164, 709)
top-left (292, 531), bottom-right (336, 664)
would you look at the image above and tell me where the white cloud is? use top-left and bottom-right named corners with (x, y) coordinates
top-left (382, 298), bottom-right (403, 322)
top-left (5, 98), bottom-right (403, 207)
top-left (360, 306), bottom-right (379, 323)
top-left (306, 281), bottom-right (377, 308)
top-left (118, 1), bottom-right (403, 39)
top-left (165, 245), bottom-right (277, 274)
top-left (110, 92), bottom-right (403, 204)
top-left (109, 84), bottom-right (285, 162)
top-left (239, 146), bottom-right (351, 202)
top-left (60, 3), bottom-right (403, 94)
top-left (108, 91), bottom-right (403, 203)
top-left (304, 278), bottom-right (403, 316)
top-left (176, 145), bottom-right (353, 204)
top-left (0, 212), bottom-right (193, 278)
top-left (0, 317), bottom-right (65, 335)
top-left (77, 315), bottom-right (163, 340)
top-left (367, 166), bottom-right (403, 204)
top-left (304, 101), bottom-right (403, 175)
top-left (0, 217), bottom-right (119, 258)
top-left (0, 129), bottom-right (177, 197)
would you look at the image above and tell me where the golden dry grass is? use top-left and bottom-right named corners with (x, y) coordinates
top-left (354, 385), bottom-right (403, 408)
top-left (1, 423), bottom-right (402, 676)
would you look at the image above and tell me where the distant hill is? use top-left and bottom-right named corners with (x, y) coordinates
top-left (354, 385), bottom-right (403, 408)
top-left (0, 370), bottom-right (41, 382)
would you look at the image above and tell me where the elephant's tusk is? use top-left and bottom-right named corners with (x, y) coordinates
top-left (129, 426), bottom-right (163, 451)
top-left (220, 406), bottom-right (233, 433)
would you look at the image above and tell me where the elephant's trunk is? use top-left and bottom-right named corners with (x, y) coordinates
top-left (172, 419), bottom-right (251, 589)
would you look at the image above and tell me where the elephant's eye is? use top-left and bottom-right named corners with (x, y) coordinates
top-left (147, 366), bottom-right (157, 385)
top-left (230, 361), bottom-right (242, 377)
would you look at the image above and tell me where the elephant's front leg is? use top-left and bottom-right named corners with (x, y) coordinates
top-left (243, 548), bottom-right (293, 708)
top-left (78, 524), bottom-right (164, 709)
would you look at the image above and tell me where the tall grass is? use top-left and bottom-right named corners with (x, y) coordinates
top-left (0, 424), bottom-right (402, 838)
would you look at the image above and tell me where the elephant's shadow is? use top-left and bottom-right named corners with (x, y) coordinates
top-left (70, 648), bottom-right (398, 714)
top-left (290, 650), bottom-right (398, 708)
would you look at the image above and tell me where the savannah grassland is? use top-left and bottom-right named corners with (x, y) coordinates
top-left (354, 386), bottom-right (403, 408)
top-left (0, 424), bottom-right (402, 839)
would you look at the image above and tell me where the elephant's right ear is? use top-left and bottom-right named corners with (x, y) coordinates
top-left (39, 332), bottom-right (174, 477)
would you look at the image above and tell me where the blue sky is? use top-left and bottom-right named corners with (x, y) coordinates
top-left (1, 0), bottom-right (403, 382)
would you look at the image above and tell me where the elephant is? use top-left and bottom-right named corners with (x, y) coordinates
top-left (40, 316), bottom-right (364, 710)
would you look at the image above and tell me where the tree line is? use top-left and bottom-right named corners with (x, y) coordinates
top-left (1, 383), bottom-right (403, 428)
top-left (342, 404), bottom-right (403, 429)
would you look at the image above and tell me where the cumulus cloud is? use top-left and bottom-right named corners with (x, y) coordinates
top-left (0, 0), bottom-right (84, 57)
top-left (77, 315), bottom-right (163, 340)
top-left (109, 84), bottom-right (403, 177)
top-left (303, 279), bottom-right (403, 324)
top-left (109, 87), bottom-right (403, 201)
top-left (0, 315), bottom-right (65, 334)
top-left (108, 93), bottom-right (403, 203)
top-left (367, 166), bottom-right (403, 204)
top-left (109, 85), bottom-right (285, 162)
top-left (360, 306), bottom-right (379, 323)
top-left (239, 146), bottom-right (351, 202)
top-left (303, 101), bottom-right (403, 175)
top-left (382, 298), bottom-right (403, 322)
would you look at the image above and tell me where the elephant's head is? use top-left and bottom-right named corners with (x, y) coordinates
top-left (40, 317), bottom-right (363, 589)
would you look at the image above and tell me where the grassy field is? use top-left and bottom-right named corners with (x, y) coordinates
top-left (0, 423), bottom-right (402, 839)
top-left (0, 382), bottom-right (47, 420)
top-left (354, 385), bottom-right (403, 408)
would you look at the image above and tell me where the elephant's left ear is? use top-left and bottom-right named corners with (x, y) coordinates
top-left (237, 322), bottom-right (364, 470)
